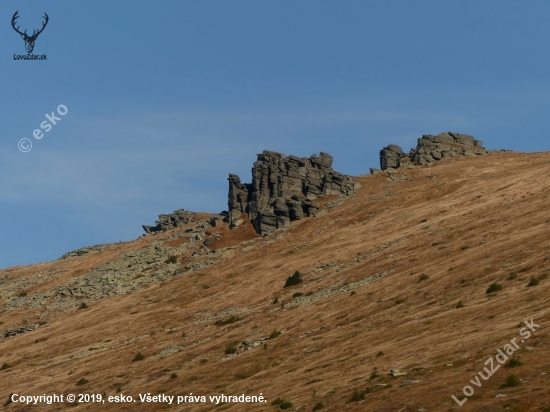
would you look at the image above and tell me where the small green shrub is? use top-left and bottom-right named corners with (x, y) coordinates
top-left (200, 358), bottom-right (209, 364)
top-left (34, 337), bottom-right (48, 343)
top-left (349, 384), bottom-right (391, 402)
top-left (271, 398), bottom-right (293, 409)
top-left (349, 388), bottom-right (366, 402)
top-left (349, 291), bottom-right (356, 296)
top-left (269, 330), bottom-right (282, 339)
top-left (461, 245), bottom-right (470, 250)
top-left (518, 267), bottom-right (532, 273)
top-left (17, 291), bottom-right (27, 297)
top-left (76, 378), bottom-right (89, 386)
top-left (527, 277), bottom-right (540, 287)
top-left (418, 274), bottom-right (429, 283)
top-left (0, 363), bottom-right (11, 370)
top-left (273, 297), bottom-right (279, 304)
top-left (376, 351), bottom-right (384, 358)
top-left (312, 402), bottom-right (325, 411)
top-left (500, 374), bottom-right (521, 388)
top-left (508, 272), bottom-right (517, 280)
top-left (170, 373), bottom-right (178, 379)
top-left (456, 300), bottom-right (464, 308)
top-left (225, 344), bottom-right (238, 354)
top-left (164, 255), bottom-right (178, 264)
top-left (486, 283), bottom-right (503, 294)
top-left (293, 292), bottom-right (303, 298)
top-left (284, 271), bottom-right (302, 287)
top-left (215, 316), bottom-right (241, 326)
top-left (279, 401), bottom-right (293, 409)
top-left (369, 368), bottom-right (379, 380)
top-left (395, 298), bottom-right (405, 304)
top-left (132, 352), bottom-right (145, 362)
top-left (79, 302), bottom-right (88, 309)
top-left (506, 357), bottom-right (523, 368)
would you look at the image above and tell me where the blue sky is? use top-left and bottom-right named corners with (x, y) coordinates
top-left (1, 1), bottom-right (550, 268)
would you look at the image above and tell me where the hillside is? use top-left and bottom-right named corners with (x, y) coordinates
top-left (1, 150), bottom-right (550, 411)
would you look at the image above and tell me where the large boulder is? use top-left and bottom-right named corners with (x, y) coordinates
top-left (380, 144), bottom-right (405, 170)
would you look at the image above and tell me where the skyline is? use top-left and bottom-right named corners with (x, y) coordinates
top-left (2, 1), bottom-right (550, 268)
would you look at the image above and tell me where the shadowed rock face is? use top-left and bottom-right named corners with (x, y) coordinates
top-left (379, 132), bottom-right (497, 171)
top-left (228, 150), bottom-right (360, 234)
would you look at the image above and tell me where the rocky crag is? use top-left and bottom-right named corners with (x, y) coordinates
top-left (142, 150), bottom-right (361, 236)
top-left (378, 131), bottom-right (501, 171)
top-left (227, 151), bottom-right (360, 234)
top-left (143, 132), bottom-right (505, 235)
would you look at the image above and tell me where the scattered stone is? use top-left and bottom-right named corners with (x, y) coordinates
top-left (240, 338), bottom-right (268, 350)
top-left (0, 324), bottom-right (38, 339)
top-left (390, 369), bottom-right (407, 377)
top-left (400, 379), bottom-right (420, 386)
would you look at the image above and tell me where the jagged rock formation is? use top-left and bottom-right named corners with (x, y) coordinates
top-left (142, 209), bottom-right (201, 233)
top-left (142, 135), bottom-right (498, 236)
top-left (379, 132), bottom-right (497, 171)
top-left (228, 151), bottom-right (360, 234)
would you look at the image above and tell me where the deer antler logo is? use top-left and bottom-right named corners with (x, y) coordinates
top-left (11, 11), bottom-right (49, 54)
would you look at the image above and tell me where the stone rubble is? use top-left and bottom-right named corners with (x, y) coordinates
top-left (0, 324), bottom-right (38, 339)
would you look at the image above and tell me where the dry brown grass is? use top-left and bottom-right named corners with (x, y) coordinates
top-left (1, 152), bottom-right (550, 411)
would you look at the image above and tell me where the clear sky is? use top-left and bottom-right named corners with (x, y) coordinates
top-left (1, 1), bottom-right (550, 268)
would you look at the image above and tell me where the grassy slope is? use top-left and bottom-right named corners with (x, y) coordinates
top-left (1, 151), bottom-right (550, 412)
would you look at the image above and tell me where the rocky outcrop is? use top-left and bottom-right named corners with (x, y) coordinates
top-left (59, 244), bottom-right (111, 260)
top-left (380, 144), bottom-right (405, 170)
top-left (142, 209), bottom-right (200, 233)
top-left (380, 132), bottom-right (496, 171)
top-left (409, 132), bottom-right (486, 165)
top-left (228, 151), bottom-right (360, 234)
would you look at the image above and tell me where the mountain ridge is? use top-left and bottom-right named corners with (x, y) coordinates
top-left (1, 144), bottom-right (549, 411)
